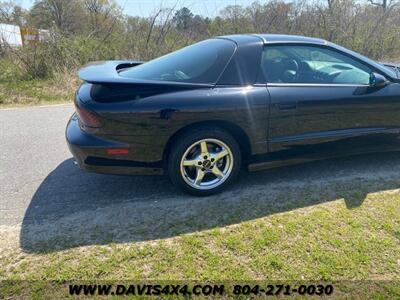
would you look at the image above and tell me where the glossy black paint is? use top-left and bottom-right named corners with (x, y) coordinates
top-left (66, 34), bottom-right (400, 176)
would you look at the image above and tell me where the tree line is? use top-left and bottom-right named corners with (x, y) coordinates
top-left (1, 0), bottom-right (400, 79)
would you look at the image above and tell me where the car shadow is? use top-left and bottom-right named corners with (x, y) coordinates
top-left (20, 152), bottom-right (400, 253)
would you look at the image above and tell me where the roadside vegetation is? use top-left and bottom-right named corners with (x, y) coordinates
top-left (0, 59), bottom-right (78, 107)
top-left (1, 0), bottom-right (400, 106)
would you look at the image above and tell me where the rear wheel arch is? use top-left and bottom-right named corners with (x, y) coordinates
top-left (162, 120), bottom-right (251, 170)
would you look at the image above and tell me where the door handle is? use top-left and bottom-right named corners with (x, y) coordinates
top-left (277, 103), bottom-right (297, 110)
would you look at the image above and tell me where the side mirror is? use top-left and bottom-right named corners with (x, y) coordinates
top-left (369, 72), bottom-right (388, 87)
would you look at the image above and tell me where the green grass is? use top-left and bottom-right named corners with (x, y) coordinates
top-left (0, 59), bottom-right (79, 107)
top-left (0, 76), bottom-right (79, 107)
top-left (1, 187), bottom-right (399, 298)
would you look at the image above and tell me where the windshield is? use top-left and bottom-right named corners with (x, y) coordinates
top-left (381, 63), bottom-right (400, 78)
top-left (119, 39), bottom-right (236, 84)
top-left (331, 43), bottom-right (397, 79)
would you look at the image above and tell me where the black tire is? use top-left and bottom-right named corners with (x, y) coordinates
top-left (167, 127), bottom-right (241, 196)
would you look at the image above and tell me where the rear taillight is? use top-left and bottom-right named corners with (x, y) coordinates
top-left (75, 103), bottom-right (102, 128)
top-left (106, 148), bottom-right (129, 155)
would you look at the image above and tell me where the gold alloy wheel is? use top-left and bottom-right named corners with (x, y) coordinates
top-left (180, 138), bottom-right (234, 190)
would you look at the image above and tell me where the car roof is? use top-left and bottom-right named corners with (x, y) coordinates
top-left (217, 34), bottom-right (397, 80)
top-left (219, 34), bottom-right (327, 45)
top-left (254, 34), bottom-right (327, 45)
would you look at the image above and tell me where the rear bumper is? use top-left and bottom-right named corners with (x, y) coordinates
top-left (65, 114), bottom-right (163, 175)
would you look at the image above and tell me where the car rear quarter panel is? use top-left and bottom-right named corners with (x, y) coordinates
top-left (83, 86), bottom-right (270, 162)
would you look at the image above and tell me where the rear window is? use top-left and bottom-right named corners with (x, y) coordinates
top-left (119, 39), bottom-right (236, 84)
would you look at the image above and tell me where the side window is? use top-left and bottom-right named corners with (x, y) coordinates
top-left (260, 45), bottom-right (372, 85)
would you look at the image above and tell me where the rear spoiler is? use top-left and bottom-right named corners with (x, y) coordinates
top-left (78, 60), bottom-right (214, 87)
top-left (79, 60), bottom-right (143, 83)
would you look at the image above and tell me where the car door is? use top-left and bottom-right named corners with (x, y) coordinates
top-left (261, 44), bottom-right (400, 161)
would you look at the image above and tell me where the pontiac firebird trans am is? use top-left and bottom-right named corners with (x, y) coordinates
top-left (66, 34), bottom-right (400, 195)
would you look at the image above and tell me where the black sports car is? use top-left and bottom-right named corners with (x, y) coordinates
top-left (66, 34), bottom-right (400, 195)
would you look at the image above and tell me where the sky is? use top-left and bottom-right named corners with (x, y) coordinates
top-left (17, 0), bottom-right (258, 18)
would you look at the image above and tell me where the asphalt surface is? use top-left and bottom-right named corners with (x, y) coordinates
top-left (1, 104), bottom-right (400, 253)
top-left (1, 104), bottom-right (75, 225)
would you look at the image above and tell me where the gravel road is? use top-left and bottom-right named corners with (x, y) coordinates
top-left (1, 104), bottom-right (400, 253)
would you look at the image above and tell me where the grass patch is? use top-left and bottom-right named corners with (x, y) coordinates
top-left (0, 186), bottom-right (399, 298)
top-left (0, 74), bottom-right (79, 107)
top-left (0, 59), bottom-right (79, 107)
